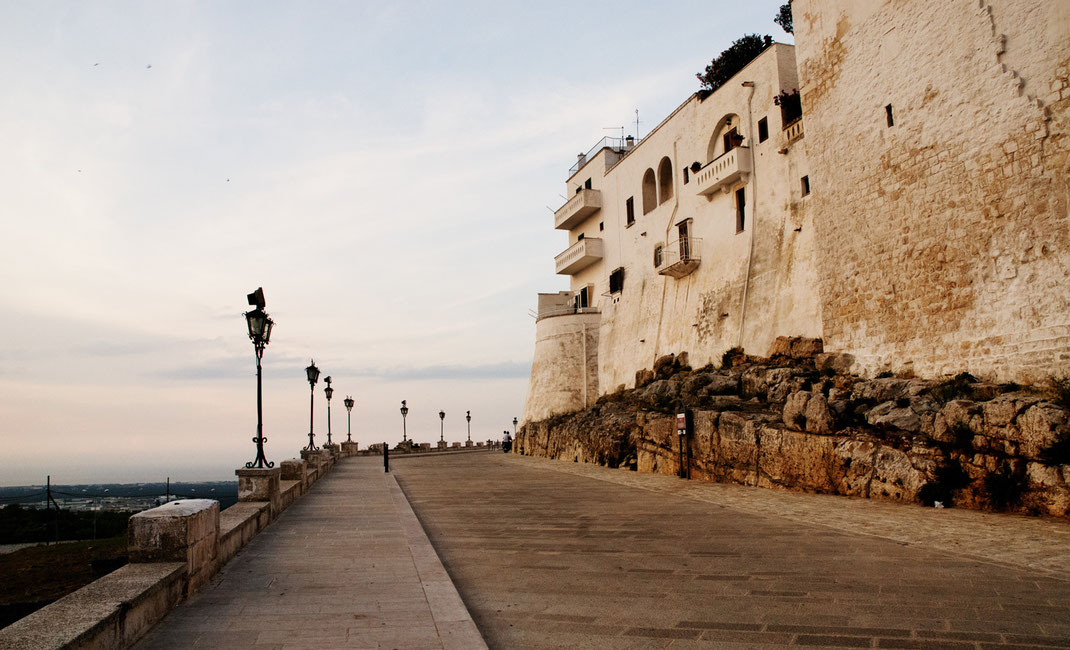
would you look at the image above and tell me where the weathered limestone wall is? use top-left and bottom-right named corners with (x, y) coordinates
top-left (522, 308), bottom-right (600, 423)
top-left (793, 0), bottom-right (1070, 381)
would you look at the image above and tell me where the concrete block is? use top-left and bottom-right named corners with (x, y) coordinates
top-left (128, 499), bottom-right (219, 593)
top-left (235, 466), bottom-right (281, 518)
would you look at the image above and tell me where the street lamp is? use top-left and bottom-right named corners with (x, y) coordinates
top-left (344, 395), bottom-right (354, 442)
top-left (439, 410), bottom-right (445, 442)
top-left (305, 360), bottom-right (320, 450)
top-left (466, 410), bottom-right (471, 442)
top-left (513, 417), bottom-right (518, 434)
top-left (400, 400), bottom-right (409, 442)
top-left (243, 288), bottom-right (274, 469)
top-left (324, 376), bottom-right (334, 446)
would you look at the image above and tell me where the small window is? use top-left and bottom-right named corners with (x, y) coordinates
top-left (758, 117), bottom-right (769, 142)
top-left (584, 178), bottom-right (592, 190)
top-left (801, 176), bottom-right (810, 196)
top-left (683, 167), bottom-right (689, 184)
top-left (735, 187), bottom-right (746, 233)
top-left (626, 197), bottom-right (635, 226)
top-left (653, 244), bottom-right (663, 268)
top-left (885, 104), bottom-right (894, 127)
top-left (609, 267), bottom-right (625, 294)
top-left (577, 233), bottom-right (584, 241)
top-left (599, 221), bottom-right (604, 231)
top-left (723, 127), bottom-right (741, 153)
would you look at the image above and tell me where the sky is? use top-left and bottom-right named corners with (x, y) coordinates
top-left (0, 0), bottom-right (791, 485)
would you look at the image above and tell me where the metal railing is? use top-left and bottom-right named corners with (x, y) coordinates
top-left (658, 237), bottom-right (702, 268)
top-left (568, 136), bottom-right (634, 176)
top-left (532, 305), bottom-right (601, 320)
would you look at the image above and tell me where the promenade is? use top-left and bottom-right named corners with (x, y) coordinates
top-left (134, 457), bottom-right (485, 650)
top-left (131, 452), bottom-right (1070, 649)
top-left (394, 454), bottom-right (1070, 649)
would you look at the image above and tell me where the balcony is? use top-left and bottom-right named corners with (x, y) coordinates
top-left (694, 147), bottom-right (751, 196)
top-left (785, 117), bottom-right (804, 143)
top-left (555, 238), bottom-right (604, 275)
top-left (554, 189), bottom-right (602, 230)
top-left (657, 237), bottom-right (701, 278)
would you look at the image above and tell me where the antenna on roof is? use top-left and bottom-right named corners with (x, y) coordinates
top-left (635, 109), bottom-right (641, 140)
top-left (603, 125), bottom-right (625, 142)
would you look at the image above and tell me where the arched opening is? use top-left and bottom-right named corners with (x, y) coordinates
top-left (642, 168), bottom-right (657, 214)
top-left (657, 157), bottom-right (673, 205)
top-left (706, 114), bottom-right (742, 164)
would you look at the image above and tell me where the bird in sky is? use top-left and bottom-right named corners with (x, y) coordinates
top-left (146, 64), bottom-right (152, 69)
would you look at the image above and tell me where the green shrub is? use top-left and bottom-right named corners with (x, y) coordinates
top-left (697, 35), bottom-right (773, 93)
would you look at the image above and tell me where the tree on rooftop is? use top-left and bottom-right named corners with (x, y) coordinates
top-left (775, 3), bottom-right (793, 34)
top-left (696, 34), bottom-right (774, 94)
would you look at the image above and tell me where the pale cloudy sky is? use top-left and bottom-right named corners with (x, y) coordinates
top-left (0, 1), bottom-right (791, 485)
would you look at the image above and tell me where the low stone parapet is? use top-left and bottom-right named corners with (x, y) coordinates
top-left (128, 499), bottom-right (219, 593)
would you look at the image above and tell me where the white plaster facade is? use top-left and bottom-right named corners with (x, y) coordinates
top-left (524, 0), bottom-right (1070, 423)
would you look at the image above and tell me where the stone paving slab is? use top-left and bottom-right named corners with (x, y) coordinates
top-left (134, 457), bottom-right (486, 650)
top-left (393, 453), bottom-right (1070, 650)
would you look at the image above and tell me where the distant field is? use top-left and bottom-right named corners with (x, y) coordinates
top-left (0, 537), bottom-right (127, 629)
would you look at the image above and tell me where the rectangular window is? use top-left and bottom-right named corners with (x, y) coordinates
top-left (735, 187), bottom-right (746, 233)
top-left (609, 267), bottom-right (624, 294)
top-left (599, 221), bottom-right (604, 231)
top-left (575, 285), bottom-right (589, 309)
top-left (758, 117), bottom-right (769, 142)
top-left (683, 167), bottom-right (689, 184)
top-left (626, 197), bottom-right (635, 226)
top-left (801, 175), bottom-right (810, 196)
top-left (723, 127), bottom-right (740, 153)
top-left (885, 104), bottom-right (894, 127)
top-left (584, 178), bottom-right (592, 190)
top-left (577, 233), bottom-right (584, 240)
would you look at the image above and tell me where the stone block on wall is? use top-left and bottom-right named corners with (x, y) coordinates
top-left (128, 499), bottom-right (219, 593)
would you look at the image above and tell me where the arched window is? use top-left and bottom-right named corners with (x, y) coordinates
top-left (642, 168), bottom-right (657, 214)
top-left (706, 114), bottom-right (742, 163)
top-left (657, 157), bottom-right (673, 204)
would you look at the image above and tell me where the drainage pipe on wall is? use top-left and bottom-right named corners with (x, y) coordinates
top-left (737, 80), bottom-right (758, 349)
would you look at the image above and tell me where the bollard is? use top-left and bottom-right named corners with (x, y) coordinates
top-left (384, 442), bottom-right (389, 473)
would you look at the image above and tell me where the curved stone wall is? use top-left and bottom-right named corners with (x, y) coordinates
top-left (521, 312), bottom-right (600, 424)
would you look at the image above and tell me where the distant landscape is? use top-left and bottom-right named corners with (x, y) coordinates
top-left (0, 480), bottom-right (239, 515)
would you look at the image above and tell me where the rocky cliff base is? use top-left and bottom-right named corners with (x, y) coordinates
top-left (516, 339), bottom-right (1070, 517)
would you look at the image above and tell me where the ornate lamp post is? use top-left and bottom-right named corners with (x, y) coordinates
top-left (439, 410), bottom-right (445, 442)
top-left (400, 400), bottom-right (409, 442)
top-left (304, 360), bottom-right (320, 450)
top-left (243, 288), bottom-right (274, 469)
top-left (466, 410), bottom-right (472, 442)
top-left (324, 376), bottom-right (334, 445)
top-left (513, 417), bottom-right (518, 434)
top-left (344, 395), bottom-right (354, 442)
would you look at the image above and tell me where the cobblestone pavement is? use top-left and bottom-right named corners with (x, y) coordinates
top-left (135, 457), bottom-right (485, 650)
top-left (393, 453), bottom-right (1070, 649)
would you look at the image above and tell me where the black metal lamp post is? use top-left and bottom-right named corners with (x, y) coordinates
top-left (513, 417), bottom-right (518, 434)
top-left (466, 410), bottom-right (471, 442)
top-left (439, 410), bottom-right (445, 442)
top-left (344, 395), bottom-right (354, 442)
top-left (400, 400), bottom-right (409, 442)
top-left (243, 288), bottom-right (274, 469)
top-left (324, 376), bottom-right (334, 445)
top-left (305, 360), bottom-right (320, 450)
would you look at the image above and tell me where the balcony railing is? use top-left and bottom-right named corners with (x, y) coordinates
top-left (657, 237), bottom-right (702, 278)
top-left (535, 305), bottom-right (601, 321)
top-left (555, 238), bottom-right (604, 275)
top-left (785, 117), bottom-right (804, 143)
top-left (554, 189), bottom-right (602, 230)
top-left (694, 147), bottom-right (751, 196)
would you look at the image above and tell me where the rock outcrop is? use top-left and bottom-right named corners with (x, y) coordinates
top-left (516, 339), bottom-right (1070, 517)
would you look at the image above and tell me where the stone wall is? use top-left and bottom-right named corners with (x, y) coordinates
top-left (522, 308), bottom-right (600, 423)
top-left (516, 340), bottom-right (1070, 517)
top-left (794, 0), bottom-right (1070, 382)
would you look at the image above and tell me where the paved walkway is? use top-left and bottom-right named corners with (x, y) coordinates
top-left (135, 457), bottom-right (485, 650)
top-left (393, 453), bottom-right (1070, 649)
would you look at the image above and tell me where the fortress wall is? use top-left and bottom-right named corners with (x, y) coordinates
top-left (794, 0), bottom-right (1070, 381)
top-left (521, 311), bottom-right (600, 423)
top-left (589, 45), bottom-right (822, 392)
